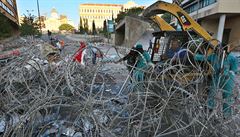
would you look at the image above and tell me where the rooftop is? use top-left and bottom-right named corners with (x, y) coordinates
top-left (80, 3), bottom-right (123, 7)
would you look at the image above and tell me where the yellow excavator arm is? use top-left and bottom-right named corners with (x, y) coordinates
top-left (143, 1), bottom-right (218, 54)
top-left (150, 16), bottom-right (175, 31)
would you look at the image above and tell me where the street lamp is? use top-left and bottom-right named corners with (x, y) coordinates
top-left (37, 0), bottom-right (42, 33)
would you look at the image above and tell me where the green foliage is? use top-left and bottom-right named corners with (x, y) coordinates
top-left (0, 13), bottom-right (13, 38)
top-left (92, 20), bottom-right (96, 35)
top-left (162, 13), bottom-right (172, 23)
top-left (59, 24), bottom-right (74, 31)
top-left (99, 20), bottom-right (108, 37)
top-left (79, 17), bottom-right (84, 34)
top-left (103, 20), bottom-right (107, 32)
top-left (115, 7), bottom-right (144, 24)
top-left (83, 18), bottom-right (89, 33)
top-left (20, 13), bottom-right (41, 36)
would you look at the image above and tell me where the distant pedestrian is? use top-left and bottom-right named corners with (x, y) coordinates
top-left (47, 30), bottom-right (52, 40)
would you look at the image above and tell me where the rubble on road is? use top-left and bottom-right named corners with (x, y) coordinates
top-left (0, 37), bottom-right (239, 137)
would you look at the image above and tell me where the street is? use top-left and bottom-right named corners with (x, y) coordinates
top-left (0, 0), bottom-right (240, 136)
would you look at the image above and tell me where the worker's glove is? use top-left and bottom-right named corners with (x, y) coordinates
top-left (148, 62), bottom-right (155, 68)
top-left (229, 71), bottom-right (236, 77)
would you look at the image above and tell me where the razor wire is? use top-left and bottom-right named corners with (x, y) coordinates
top-left (0, 37), bottom-right (239, 137)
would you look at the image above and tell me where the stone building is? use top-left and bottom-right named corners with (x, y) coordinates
top-left (79, 0), bottom-right (140, 31)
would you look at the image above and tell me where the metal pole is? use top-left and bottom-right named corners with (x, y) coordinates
top-left (37, 0), bottom-right (42, 33)
top-left (196, 0), bottom-right (200, 22)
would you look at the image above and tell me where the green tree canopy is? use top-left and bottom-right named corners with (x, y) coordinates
top-left (161, 13), bottom-right (172, 23)
top-left (103, 20), bottom-right (107, 32)
top-left (20, 13), bottom-right (40, 36)
top-left (83, 18), bottom-right (89, 33)
top-left (115, 7), bottom-right (144, 24)
top-left (59, 24), bottom-right (74, 31)
top-left (79, 17), bottom-right (84, 33)
top-left (92, 20), bottom-right (96, 35)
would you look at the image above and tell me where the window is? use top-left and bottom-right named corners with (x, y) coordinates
top-left (7, 0), bottom-right (14, 7)
top-left (185, 0), bottom-right (217, 13)
top-left (1, 2), bottom-right (15, 17)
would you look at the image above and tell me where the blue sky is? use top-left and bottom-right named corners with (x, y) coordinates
top-left (16, 0), bottom-right (172, 27)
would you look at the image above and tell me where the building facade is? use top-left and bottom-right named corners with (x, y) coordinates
top-left (79, 3), bottom-right (123, 31)
top-left (0, 0), bottom-right (19, 29)
top-left (79, 1), bottom-right (139, 31)
top-left (42, 8), bottom-right (75, 32)
top-left (181, 0), bottom-right (240, 45)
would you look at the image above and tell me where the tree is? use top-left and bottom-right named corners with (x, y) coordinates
top-left (83, 18), bottom-right (89, 33)
top-left (92, 20), bottom-right (96, 35)
top-left (79, 17), bottom-right (84, 33)
top-left (59, 24), bottom-right (74, 31)
top-left (103, 20), bottom-right (107, 32)
top-left (0, 13), bottom-right (13, 38)
top-left (162, 13), bottom-right (172, 23)
top-left (19, 12), bottom-right (41, 36)
top-left (115, 7), bottom-right (144, 24)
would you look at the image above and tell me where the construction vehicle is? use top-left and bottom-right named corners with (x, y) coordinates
top-left (141, 1), bottom-right (221, 82)
top-left (143, 1), bottom-right (220, 60)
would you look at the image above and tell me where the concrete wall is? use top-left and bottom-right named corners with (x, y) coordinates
top-left (218, 0), bottom-right (240, 13)
top-left (200, 15), bottom-right (240, 44)
top-left (115, 26), bottom-right (125, 45)
top-left (225, 16), bottom-right (240, 43)
top-left (200, 19), bottom-right (218, 39)
top-left (115, 16), bottom-right (152, 48)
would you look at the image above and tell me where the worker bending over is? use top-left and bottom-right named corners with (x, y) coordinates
top-left (116, 44), bottom-right (152, 82)
top-left (116, 47), bottom-right (138, 74)
top-left (194, 45), bottom-right (238, 117)
top-left (134, 44), bottom-right (152, 82)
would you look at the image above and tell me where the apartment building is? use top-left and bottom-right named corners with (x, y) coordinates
top-left (181, 0), bottom-right (240, 44)
top-left (0, 0), bottom-right (19, 29)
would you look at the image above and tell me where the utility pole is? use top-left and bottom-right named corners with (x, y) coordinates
top-left (37, 0), bottom-right (42, 33)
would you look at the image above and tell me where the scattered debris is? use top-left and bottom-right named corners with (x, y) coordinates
top-left (0, 37), bottom-right (239, 137)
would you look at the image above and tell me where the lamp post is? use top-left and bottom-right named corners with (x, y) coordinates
top-left (37, 0), bottom-right (42, 33)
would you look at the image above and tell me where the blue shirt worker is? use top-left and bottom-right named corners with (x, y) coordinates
top-left (161, 39), bottom-right (181, 60)
top-left (134, 44), bottom-right (152, 81)
top-left (194, 46), bottom-right (238, 117)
